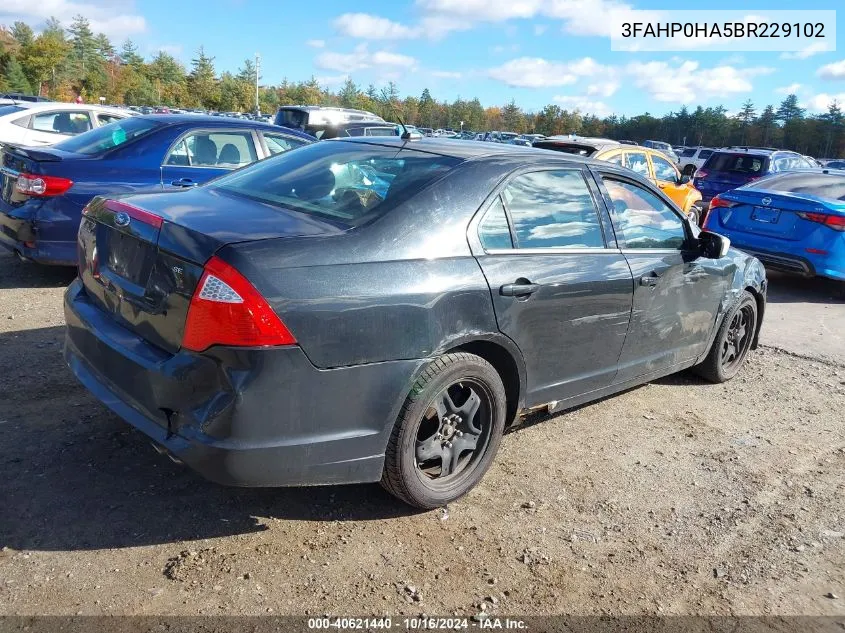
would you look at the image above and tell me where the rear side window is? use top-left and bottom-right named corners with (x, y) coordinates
top-left (97, 113), bottom-right (125, 126)
top-left (699, 149), bottom-right (713, 160)
top-left (54, 117), bottom-right (159, 155)
top-left (212, 141), bottom-right (461, 225)
top-left (262, 132), bottom-right (309, 156)
top-left (680, 148), bottom-right (696, 157)
top-left (166, 131), bottom-right (257, 168)
top-left (502, 170), bottom-right (605, 249)
top-left (703, 152), bottom-right (766, 175)
top-left (744, 173), bottom-right (845, 201)
top-left (31, 110), bottom-right (92, 135)
top-left (625, 152), bottom-right (650, 177)
top-left (478, 197), bottom-right (513, 250)
top-left (651, 154), bottom-right (678, 181)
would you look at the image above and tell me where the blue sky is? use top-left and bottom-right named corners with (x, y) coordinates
top-left (2, 0), bottom-right (844, 116)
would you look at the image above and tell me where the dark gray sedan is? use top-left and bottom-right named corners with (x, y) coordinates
top-left (64, 137), bottom-right (767, 509)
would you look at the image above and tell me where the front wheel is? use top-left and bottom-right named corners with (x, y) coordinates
top-left (381, 352), bottom-right (507, 509)
top-left (694, 291), bottom-right (758, 383)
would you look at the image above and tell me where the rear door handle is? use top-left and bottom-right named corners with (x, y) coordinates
top-left (500, 282), bottom-right (541, 297)
top-left (171, 178), bottom-right (197, 188)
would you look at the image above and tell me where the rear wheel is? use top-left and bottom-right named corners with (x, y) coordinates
top-left (683, 164), bottom-right (697, 177)
top-left (694, 291), bottom-right (758, 383)
top-left (686, 205), bottom-right (701, 226)
top-left (381, 353), bottom-right (506, 509)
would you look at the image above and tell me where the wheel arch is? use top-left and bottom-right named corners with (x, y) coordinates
top-left (744, 285), bottom-right (766, 350)
top-left (442, 335), bottom-right (527, 427)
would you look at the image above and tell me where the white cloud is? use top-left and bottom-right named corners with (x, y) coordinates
top-left (627, 60), bottom-right (774, 103)
top-left (150, 43), bottom-right (183, 58)
top-left (491, 44), bottom-right (520, 54)
top-left (334, 13), bottom-right (419, 40)
top-left (818, 59), bottom-right (845, 80)
top-left (780, 42), bottom-right (828, 60)
top-left (488, 56), bottom-right (607, 88)
top-left (803, 92), bottom-right (845, 113)
top-left (307, 39), bottom-right (326, 49)
top-left (533, 24), bottom-right (547, 35)
top-left (0, 0), bottom-right (146, 40)
top-left (775, 83), bottom-right (803, 95)
top-left (431, 70), bottom-right (462, 79)
top-left (552, 95), bottom-right (612, 117)
top-left (585, 81), bottom-right (619, 98)
top-left (315, 74), bottom-right (349, 87)
top-left (315, 44), bottom-right (418, 73)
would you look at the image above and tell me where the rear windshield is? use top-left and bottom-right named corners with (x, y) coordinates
top-left (275, 108), bottom-right (307, 129)
top-left (533, 142), bottom-right (598, 157)
top-left (0, 105), bottom-right (26, 117)
top-left (211, 141), bottom-right (462, 226)
top-left (703, 152), bottom-right (767, 175)
top-left (744, 172), bottom-right (845, 201)
top-left (54, 117), bottom-right (159, 155)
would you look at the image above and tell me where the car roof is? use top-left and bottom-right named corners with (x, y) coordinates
top-left (326, 136), bottom-right (609, 166)
top-left (0, 102), bottom-right (129, 115)
top-left (135, 114), bottom-right (311, 136)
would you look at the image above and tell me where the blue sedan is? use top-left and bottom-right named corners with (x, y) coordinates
top-left (0, 115), bottom-right (312, 265)
top-left (703, 170), bottom-right (845, 293)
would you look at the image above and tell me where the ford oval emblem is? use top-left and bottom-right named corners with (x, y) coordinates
top-left (114, 212), bottom-right (131, 227)
top-left (761, 197), bottom-right (772, 206)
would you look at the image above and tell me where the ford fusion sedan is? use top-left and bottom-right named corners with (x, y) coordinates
top-left (64, 137), bottom-right (767, 509)
top-left (0, 115), bottom-right (312, 265)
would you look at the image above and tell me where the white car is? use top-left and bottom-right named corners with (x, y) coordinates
top-left (0, 102), bottom-right (133, 147)
top-left (676, 146), bottom-right (716, 175)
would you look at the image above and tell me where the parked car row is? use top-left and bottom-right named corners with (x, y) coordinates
top-left (4, 101), bottom-right (843, 510)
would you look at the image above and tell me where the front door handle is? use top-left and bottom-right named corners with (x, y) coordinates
top-left (640, 275), bottom-right (660, 287)
top-left (500, 282), bottom-right (541, 297)
top-left (171, 178), bottom-right (197, 188)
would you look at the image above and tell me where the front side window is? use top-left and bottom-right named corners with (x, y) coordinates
top-left (165, 131), bottom-right (257, 168)
top-left (502, 170), bottom-right (605, 249)
top-left (602, 177), bottom-right (686, 249)
top-left (625, 152), bottom-right (651, 177)
top-left (651, 154), bottom-right (679, 182)
top-left (478, 197), bottom-right (513, 250)
top-left (262, 132), bottom-right (309, 156)
top-left (31, 110), bottom-right (92, 135)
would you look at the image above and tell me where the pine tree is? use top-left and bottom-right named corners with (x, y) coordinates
top-left (338, 78), bottom-right (360, 108)
top-left (418, 88), bottom-right (434, 126)
top-left (189, 46), bottom-right (219, 109)
top-left (11, 22), bottom-right (34, 48)
top-left (120, 40), bottom-right (144, 68)
top-left (3, 57), bottom-right (33, 93)
top-left (776, 94), bottom-right (804, 123)
top-left (67, 14), bottom-right (96, 77)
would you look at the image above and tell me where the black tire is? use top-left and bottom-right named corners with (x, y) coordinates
top-left (694, 291), bottom-right (758, 383)
top-left (683, 164), bottom-right (697, 176)
top-left (381, 352), bottom-right (507, 509)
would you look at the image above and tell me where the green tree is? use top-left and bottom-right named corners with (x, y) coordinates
top-left (188, 46), bottom-right (219, 109)
top-left (776, 94), bottom-right (804, 123)
top-left (11, 22), bottom-right (34, 48)
top-left (418, 88), bottom-right (435, 126)
top-left (67, 15), bottom-right (96, 77)
top-left (338, 78), bottom-right (361, 108)
top-left (2, 56), bottom-right (33, 93)
top-left (94, 33), bottom-right (115, 60)
top-left (120, 40), bottom-right (144, 68)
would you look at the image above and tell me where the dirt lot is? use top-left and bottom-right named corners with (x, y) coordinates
top-left (0, 249), bottom-right (843, 618)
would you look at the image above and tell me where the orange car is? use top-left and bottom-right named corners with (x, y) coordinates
top-left (534, 137), bottom-right (704, 224)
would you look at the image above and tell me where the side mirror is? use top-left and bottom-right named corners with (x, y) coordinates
top-left (677, 174), bottom-right (691, 185)
top-left (698, 230), bottom-right (731, 259)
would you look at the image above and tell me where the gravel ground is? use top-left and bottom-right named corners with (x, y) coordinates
top-left (0, 250), bottom-right (843, 617)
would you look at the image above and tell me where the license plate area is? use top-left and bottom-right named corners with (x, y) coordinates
top-left (751, 206), bottom-right (781, 224)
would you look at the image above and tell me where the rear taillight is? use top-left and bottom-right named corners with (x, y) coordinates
top-left (796, 212), bottom-right (845, 232)
top-left (709, 196), bottom-right (736, 210)
top-left (15, 173), bottom-right (73, 197)
top-left (182, 255), bottom-right (296, 352)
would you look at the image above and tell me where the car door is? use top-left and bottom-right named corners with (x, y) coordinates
top-left (161, 129), bottom-right (259, 189)
top-left (471, 167), bottom-right (633, 406)
top-left (23, 110), bottom-right (93, 145)
top-left (594, 170), bottom-right (730, 382)
top-left (649, 151), bottom-right (688, 209)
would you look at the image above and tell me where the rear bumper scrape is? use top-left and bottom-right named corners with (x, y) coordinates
top-left (63, 279), bottom-right (424, 487)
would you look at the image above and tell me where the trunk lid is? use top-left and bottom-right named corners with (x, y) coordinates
top-left (78, 187), bottom-right (347, 354)
top-left (716, 190), bottom-right (832, 241)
